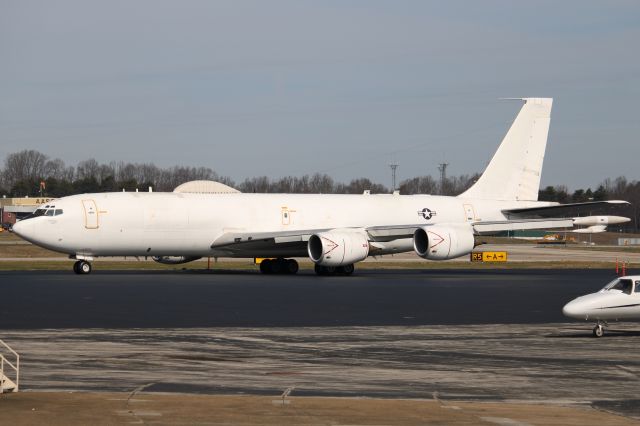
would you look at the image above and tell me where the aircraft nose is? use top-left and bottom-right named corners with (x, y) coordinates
top-left (562, 299), bottom-right (586, 319)
top-left (12, 220), bottom-right (35, 241)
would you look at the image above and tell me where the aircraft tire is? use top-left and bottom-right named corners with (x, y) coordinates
top-left (73, 261), bottom-right (82, 274)
top-left (260, 259), bottom-right (272, 274)
top-left (340, 264), bottom-right (355, 275)
top-left (79, 261), bottom-right (92, 274)
top-left (270, 259), bottom-right (282, 274)
top-left (285, 259), bottom-right (299, 274)
top-left (593, 325), bottom-right (604, 338)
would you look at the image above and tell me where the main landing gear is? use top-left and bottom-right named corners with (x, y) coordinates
top-left (73, 260), bottom-right (92, 275)
top-left (314, 264), bottom-right (355, 276)
top-left (259, 258), bottom-right (299, 275)
top-left (593, 321), bottom-right (607, 338)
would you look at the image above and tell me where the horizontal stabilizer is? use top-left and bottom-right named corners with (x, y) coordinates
top-left (503, 200), bottom-right (630, 218)
top-left (572, 225), bottom-right (607, 234)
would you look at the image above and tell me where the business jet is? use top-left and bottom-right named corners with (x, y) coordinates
top-left (12, 98), bottom-right (630, 275)
top-left (563, 276), bottom-right (640, 337)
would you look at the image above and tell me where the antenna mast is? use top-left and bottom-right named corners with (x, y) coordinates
top-left (438, 162), bottom-right (449, 195)
top-left (389, 164), bottom-right (399, 192)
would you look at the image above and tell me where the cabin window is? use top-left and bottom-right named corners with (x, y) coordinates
top-left (635, 281), bottom-right (640, 293)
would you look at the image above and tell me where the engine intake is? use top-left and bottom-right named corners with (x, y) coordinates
top-left (308, 230), bottom-right (369, 266)
top-left (413, 224), bottom-right (475, 260)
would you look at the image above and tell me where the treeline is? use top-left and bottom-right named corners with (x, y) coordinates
top-left (538, 178), bottom-right (640, 231)
top-left (0, 149), bottom-right (637, 230)
top-left (0, 149), bottom-right (477, 197)
top-left (538, 178), bottom-right (640, 209)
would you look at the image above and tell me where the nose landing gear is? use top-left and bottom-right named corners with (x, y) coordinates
top-left (593, 321), bottom-right (607, 338)
top-left (73, 260), bottom-right (92, 275)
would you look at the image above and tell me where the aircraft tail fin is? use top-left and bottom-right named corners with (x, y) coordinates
top-left (459, 98), bottom-right (553, 201)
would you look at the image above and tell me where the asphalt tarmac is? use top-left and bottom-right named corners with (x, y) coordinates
top-left (3, 268), bottom-right (640, 421)
top-left (0, 268), bottom-right (620, 328)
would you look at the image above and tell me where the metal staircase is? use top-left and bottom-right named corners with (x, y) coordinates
top-left (0, 339), bottom-right (19, 393)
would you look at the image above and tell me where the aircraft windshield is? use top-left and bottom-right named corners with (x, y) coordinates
top-left (603, 278), bottom-right (634, 295)
top-left (22, 207), bottom-right (64, 221)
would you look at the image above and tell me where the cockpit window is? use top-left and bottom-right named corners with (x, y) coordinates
top-left (605, 278), bottom-right (633, 295)
top-left (23, 208), bottom-right (46, 220)
top-left (22, 204), bottom-right (64, 220)
top-left (22, 206), bottom-right (63, 220)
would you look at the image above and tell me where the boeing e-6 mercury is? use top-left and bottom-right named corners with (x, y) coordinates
top-left (12, 98), bottom-right (630, 275)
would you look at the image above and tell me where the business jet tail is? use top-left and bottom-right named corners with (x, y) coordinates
top-left (459, 97), bottom-right (553, 201)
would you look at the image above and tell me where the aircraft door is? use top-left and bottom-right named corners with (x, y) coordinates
top-left (281, 207), bottom-right (290, 225)
top-left (463, 204), bottom-right (477, 222)
top-left (82, 199), bottom-right (99, 229)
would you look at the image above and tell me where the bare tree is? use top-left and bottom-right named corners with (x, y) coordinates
top-left (3, 150), bottom-right (49, 187)
top-left (238, 176), bottom-right (271, 193)
top-left (341, 178), bottom-right (388, 194)
top-left (76, 159), bottom-right (101, 182)
top-left (308, 173), bottom-right (335, 193)
top-left (399, 176), bottom-right (438, 195)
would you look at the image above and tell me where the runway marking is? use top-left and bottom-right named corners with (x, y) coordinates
top-left (480, 417), bottom-right (532, 426)
top-left (124, 383), bottom-right (156, 425)
top-left (616, 365), bottom-right (640, 379)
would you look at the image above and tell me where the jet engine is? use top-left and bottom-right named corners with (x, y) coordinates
top-left (413, 225), bottom-right (475, 260)
top-left (152, 256), bottom-right (201, 265)
top-left (308, 230), bottom-right (369, 266)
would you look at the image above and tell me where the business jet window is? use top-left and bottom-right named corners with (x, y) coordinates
top-left (610, 279), bottom-right (633, 295)
top-left (54, 209), bottom-right (63, 216)
top-left (635, 281), bottom-right (640, 293)
top-left (45, 210), bottom-right (55, 216)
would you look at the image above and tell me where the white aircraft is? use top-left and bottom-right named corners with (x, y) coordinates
top-left (563, 276), bottom-right (640, 337)
top-left (12, 98), bottom-right (630, 275)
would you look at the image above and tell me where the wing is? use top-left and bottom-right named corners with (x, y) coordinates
top-left (211, 229), bottom-right (325, 257)
top-left (210, 217), bottom-right (576, 255)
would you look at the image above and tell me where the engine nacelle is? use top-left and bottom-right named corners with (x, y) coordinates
top-left (308, 230), bottom-right (369, 266)
top-left (152, 256), bottom-right (201, 265)
top-left (413, 225), bottom-right (475, 260)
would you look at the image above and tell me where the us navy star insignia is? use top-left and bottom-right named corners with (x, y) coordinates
top-left (418, 208), bottom-right (437, 220)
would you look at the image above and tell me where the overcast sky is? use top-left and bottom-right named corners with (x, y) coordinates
top-left (1, 1), bottom-right (638, 190)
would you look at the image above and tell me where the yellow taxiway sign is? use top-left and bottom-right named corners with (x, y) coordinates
top-left (470, 251), bottom-right (508, 262)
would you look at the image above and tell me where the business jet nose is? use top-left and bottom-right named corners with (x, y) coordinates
top-left (562, 299), bottom-right (586, 319)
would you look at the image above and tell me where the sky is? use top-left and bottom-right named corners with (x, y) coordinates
top-left (1, 0), bottom-right (639, 190)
